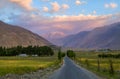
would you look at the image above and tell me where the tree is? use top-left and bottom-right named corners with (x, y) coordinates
top-left (61, 53), bottom-right (65, 57)
top-left (0, 47), bottom-right (5, 56)
top-left (85, 59), bottom-right (89, 67)
top-left (109, 59), bottom-right (114, 75)
top-left (97, 59), bottom-right (100, 71)
top-left (58, 49), bottom-right (62, 61)
top-left (67, 50), bottom-right (76, 59)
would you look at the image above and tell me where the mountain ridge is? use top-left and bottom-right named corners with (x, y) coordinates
top-left (0, 21), bottom-right (52, 47)
top-left (54, 22), bottom-right (120, 49)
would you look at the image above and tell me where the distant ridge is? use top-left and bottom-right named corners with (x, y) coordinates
top-left (55, 22), bottom-right (120, 49)
top-left (0, 21), bottom-right (52, 47)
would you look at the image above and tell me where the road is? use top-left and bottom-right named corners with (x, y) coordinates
top-left (49, 56), bottom-right (101, 79)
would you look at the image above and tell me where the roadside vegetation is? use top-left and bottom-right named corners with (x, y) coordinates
top-left (76, 50), bottom-right (120, 79)
top-left (67, 50), bottom-right (76, 59)
top-left (57, 49), bottom-right (76, 61)
top-left (0, 46), bottom-right (60, 76)
top-left (0, 56), bottom-right (59, 76)
top-left (58, 49), bottom-right (65, 61)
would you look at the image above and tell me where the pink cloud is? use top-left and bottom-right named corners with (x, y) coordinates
top-left (7, 0), bottom-right (39, 15)
top-left (10, 0), bottom-right (33, 11)
top-left (52, 14), bottom-right (111, 22)
top-left (47, 2), bottom-right (69, 13)
top-left (62, 4), bottom-right (69, 10)
top-left (43, 6), bottom-right (49, 12)
top-left (9, 13), bottom-right (120, 39)
top-left (51, 1), bottom-right (60, 12)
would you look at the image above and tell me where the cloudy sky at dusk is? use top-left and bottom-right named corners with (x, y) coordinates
top-left (0, 0), bottom-right (120, 40)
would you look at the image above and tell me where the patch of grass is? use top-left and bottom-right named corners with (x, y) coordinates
top-left (76, 51), bottom-right (120, 79)
top-left (0, 56), bottom-right (59, 76)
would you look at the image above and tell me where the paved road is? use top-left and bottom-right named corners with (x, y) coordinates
top-left (49, 56), bottom-right (101, 79)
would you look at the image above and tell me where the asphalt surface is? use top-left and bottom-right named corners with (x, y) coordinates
top-left (49, 56), bottom-right (101, 79)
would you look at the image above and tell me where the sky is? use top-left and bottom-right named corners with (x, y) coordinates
top-left (0, 0), bottom-right (120, 40)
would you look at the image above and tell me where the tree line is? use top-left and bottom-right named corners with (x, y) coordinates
top-left (98, 53), bottom-right (120, 58)
top-left (0, 46), bottom-right (54, 56)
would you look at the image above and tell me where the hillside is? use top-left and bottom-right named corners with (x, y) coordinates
top-left (55, 22), bottom-right (120, 49)
top-left (0, 21), bottom-right (51, 47)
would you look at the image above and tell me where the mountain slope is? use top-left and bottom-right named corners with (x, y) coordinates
top-left (80, 23), bottom-right (120, 49)
top-left (52, 31), bottom-right (90, 46)
top-left (0, 21), bottom-right (51, 47)
top-left (58, 22), bottom-right (120, 49)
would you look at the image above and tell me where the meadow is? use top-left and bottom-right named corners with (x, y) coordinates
top-left (0, 56), bottom-right (58, 76)
top-left (76, 51), bottom-right (120, 79)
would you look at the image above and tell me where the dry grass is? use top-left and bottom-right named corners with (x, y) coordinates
top-left (0, 56), bottom-right (58, 76)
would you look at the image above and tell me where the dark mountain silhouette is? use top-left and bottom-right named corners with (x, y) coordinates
top-left (0, 21), bottom-right (51, 47)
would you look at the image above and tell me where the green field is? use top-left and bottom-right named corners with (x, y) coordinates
top-left (0, 56), bottom-right (59, 76)
top-left (76, 51), bottom-right (120, 79)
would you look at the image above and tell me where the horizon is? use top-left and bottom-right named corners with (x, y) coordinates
top-left (0, 0), bottom-right (120, 40)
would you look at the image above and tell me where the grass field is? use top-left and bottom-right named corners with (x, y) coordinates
top-left (76, 51), bottom-right (120, 79)
top-left (0, 56), bottom-right (59, 76)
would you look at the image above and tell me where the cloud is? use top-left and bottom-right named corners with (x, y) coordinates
top-left (62, 4), bottom-right (69, 10)
top-left (44, 2), bottom-right (69, 13)
top-left (0, 0), bottom-right (31, 22)
top-left (43, 6), bottom-right (49, 12)
top-left (75, 0), bottom-right (86, 5)
top-left (105, 3), bottom-right (118, 9)
top-left (0, 0), bottom-right (40, 23)
top-left (10, 0), bottom-right (34, 11)
top-left (51, 1), bottom-right (60, 12)
top-left (0, 0), bottom-right (22, 10)
top-left (76, 0), bottom-right (81, 5)
top-left (7, 12), bottom-right (120, 40)
top-left (52, 14), bottom-right (106, 22)
top-left (0, 0), bottom-right (39, 13)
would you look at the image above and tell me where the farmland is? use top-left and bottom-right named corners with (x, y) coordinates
top-left (0, 56), bottom-right (59, 76)
top-left (76, 51), bottom-right (120, 79)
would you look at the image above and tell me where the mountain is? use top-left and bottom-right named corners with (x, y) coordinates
top-left (0, 21), bottom-right (51, 47)
top-left (52, 31), bottom-right (90, 46)
top-left (55, 22), bottom-right (120, 49)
